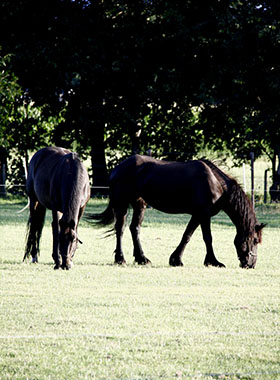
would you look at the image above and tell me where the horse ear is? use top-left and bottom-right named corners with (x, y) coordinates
top-left (256, 223), bottom-right (266, 232)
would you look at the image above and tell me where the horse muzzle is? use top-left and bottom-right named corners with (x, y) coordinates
top-left (239, 251), bottom-right (257, 269)
top-left (61, 260), bottom-right (73, 270)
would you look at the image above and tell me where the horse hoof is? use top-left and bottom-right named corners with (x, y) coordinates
top-left (169, 256), bottom-right (183, 267)
top-left (61, 262), bottom-right (73, 270)
top-left (135, 257), bottom-right (151, 265)
top-left (53, 264), bottom-right (60, 270)
top-left (115, 259), bottom-right (126, 265)
top-left (61, 266), bottom-right (70, 270)
top-left (114, 253), bottom-right (126, 265)
top-left (204, 261), bottom-right (226, 268)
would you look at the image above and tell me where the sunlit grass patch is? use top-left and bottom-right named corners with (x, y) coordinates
top-left (0, 198), bottom-right (279, 379)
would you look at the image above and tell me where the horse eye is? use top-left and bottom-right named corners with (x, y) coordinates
top-left (254, 238), bottom-right (259, 245)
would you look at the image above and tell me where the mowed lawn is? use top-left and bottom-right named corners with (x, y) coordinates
top-left (0, 198), bottom-right (279, 380)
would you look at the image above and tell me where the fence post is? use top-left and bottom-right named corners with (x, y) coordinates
top-left (0, 147), bottom-right (7, 197)
top-left (242, 163), bottom-right (247, 193)
top-left (0, 162), bottom-right (7, 197)
top-left (250, 152), bottom-right (255, 208)
top-left (264, 168), bottom-right (269, 204)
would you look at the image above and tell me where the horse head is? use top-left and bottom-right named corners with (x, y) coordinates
top-left (234, 223), bottom-right (266, 268)
top-left (59, 219), bottom-right (79, 269)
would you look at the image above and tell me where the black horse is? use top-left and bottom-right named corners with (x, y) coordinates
top-left (23, 147), bottom-right (90, 269)
top-left (89, 155), bottom-right (265, 268)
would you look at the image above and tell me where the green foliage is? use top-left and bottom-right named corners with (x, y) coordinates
top-left (0, 53), bottom-right (22, 144)
top-left (5, 94), bottom-right (66, 152)
top-left (0, 51), bottom-right (68, 191)
top-left (197, 1), bottom-right (280, 162)
top-left (0, 0), bottom-right (280, 179)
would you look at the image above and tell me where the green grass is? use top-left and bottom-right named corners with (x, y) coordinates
top-left (0, 198), bottom-right (280, 379)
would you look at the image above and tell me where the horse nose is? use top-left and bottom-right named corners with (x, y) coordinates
top-left (248, 251), bottom-right (257, 268)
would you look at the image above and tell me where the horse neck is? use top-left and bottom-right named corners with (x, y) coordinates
top-left (223, 181), bottom-right (256, 236)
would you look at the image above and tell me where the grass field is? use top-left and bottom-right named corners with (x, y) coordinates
top-left (0, 198), bottom-right (280, 380)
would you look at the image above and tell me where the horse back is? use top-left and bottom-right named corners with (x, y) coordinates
top-left (140, 159), bottom-right (224, 211)
top-left (110, 155), bottom-right (224, 214)
top-left (27, 147), bottom-right (90, 211)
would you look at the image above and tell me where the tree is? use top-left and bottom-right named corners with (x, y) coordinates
top-left (0, 53), bottom-right (22, 195)
top-left (0, 52), bottom-right (66, 193)
top-left (194, 1), bottom-right (280, 198)
top-left (1, 0), bottom-right (280, 199)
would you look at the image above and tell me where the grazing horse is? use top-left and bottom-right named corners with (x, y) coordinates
top-left (23, 147), bottom-right (90, 269)
top-left (89, 155), bottom-right (265, 268)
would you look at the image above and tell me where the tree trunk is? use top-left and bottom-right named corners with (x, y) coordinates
top-left (269, 146), bottom-right (280, 202)
top-left (0, 147), bottom-right (7, 197)
top-left (90, 121), bottom-right (108, 196)
top-left (130, 119), bottom-right (141, 155)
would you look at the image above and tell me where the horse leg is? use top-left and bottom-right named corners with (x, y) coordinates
top-left (114, 206), bottom-right (128, 265)
top-left (201, 218), bottom-right (225, 268)
top-left (130, 199), bottom-right (151, 265)
top-left (169, 216), bottom-right (200, 266)
top-left (24, 200), bottom-right (46, 263)
top-left (52, 211), bottom-right (62, 269)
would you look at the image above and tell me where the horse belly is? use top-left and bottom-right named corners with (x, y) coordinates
top-left (140, 183), bottom-right (194, 214)
top-left (148, 199), bottom-right (192, 214)
top-left (134, 160), bottom-right (223, 215)
top-left (139, 177), bottom-right (220, 215)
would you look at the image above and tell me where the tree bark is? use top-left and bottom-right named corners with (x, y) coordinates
top-left (269, 145), bottom-right (280, 202)
top-left (0, 147), bottom-right (7, 197)
top-left (90, 121), bottom-right (108, 196)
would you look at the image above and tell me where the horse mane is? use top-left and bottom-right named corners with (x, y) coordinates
top-left (201, 159), bottom-right (260, 239)
top-left (200, 159), bottom-right (232, 190)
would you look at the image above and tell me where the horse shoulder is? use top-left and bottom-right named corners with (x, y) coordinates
top-left (198, 161), bottom-right (224, 204)
top-left (209, 171), bottom-right (224, 203)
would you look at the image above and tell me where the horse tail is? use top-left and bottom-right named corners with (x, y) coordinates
top-left (17, 197), bottom-right (30, 214)
top-left (17, 156), bottom-right (29, 214)
top-left (23, 203), bottom-right (46, 261)
top-left (86, 199), bottom-right (115, 228)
